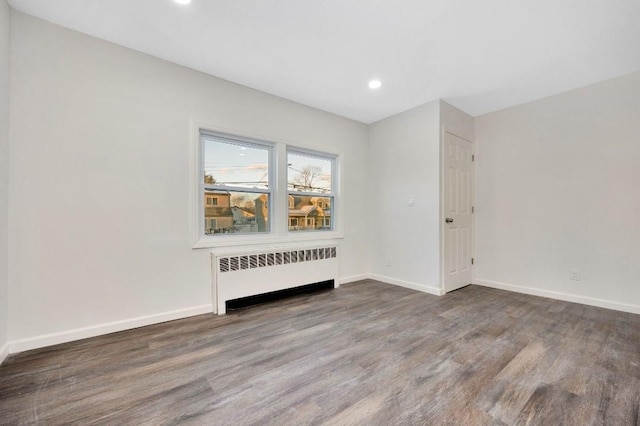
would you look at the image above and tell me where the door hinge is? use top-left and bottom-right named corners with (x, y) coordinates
top-left (472, 154), bottom-right (475, 162)
top-left (471, 258), bottom-right (475, 265)
top-left (472, 206), bottom-right (475, 213)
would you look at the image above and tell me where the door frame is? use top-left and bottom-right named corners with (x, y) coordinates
top-left (439, 127), bottom-right (476, 293)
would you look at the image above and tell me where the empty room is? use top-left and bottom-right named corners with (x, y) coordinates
top-left (1, 0), bottom-right (639, 424)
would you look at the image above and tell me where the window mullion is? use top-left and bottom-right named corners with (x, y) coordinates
top-left (273, 142), bottom-right (288, 237)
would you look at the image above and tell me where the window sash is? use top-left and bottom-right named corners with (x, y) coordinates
top-left (201, 130), bottom-right (274, 191)
top-left (204, 185), bottom-right (271, 195)
top-left (286, 149), bottom-right (336, 195)
top-left (200, 131), bottom-right (274, 236)
top-left (288, 189), bottom-right (334, 197)
top-left (286, 149), bottom-right (335, 232)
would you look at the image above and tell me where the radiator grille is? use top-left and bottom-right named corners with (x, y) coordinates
top-left (219, 246), bottom-right (337, 273)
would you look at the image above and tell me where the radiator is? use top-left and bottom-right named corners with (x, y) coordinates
top-left (212, 244), bottom-right (339, 314)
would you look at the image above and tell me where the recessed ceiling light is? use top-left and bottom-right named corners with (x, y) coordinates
top-left (174, 0), bottom-right (191, 5)
top-left (368, 80), bottom-right (382, 89)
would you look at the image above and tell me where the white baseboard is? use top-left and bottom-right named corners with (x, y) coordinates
top-left (475, 278), bottom-right (640, 315)
top-left (339, 274), bottom-right (369, 285)
top-left (9, 304), bottom-right (213, 355)
top-left (369, 274), bottom-right (443, 296)
top-left (0, 341), bottom-right (9, 365)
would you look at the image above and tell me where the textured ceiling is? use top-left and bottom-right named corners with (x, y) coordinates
top-left (8, 0), bottom-right (640, 123)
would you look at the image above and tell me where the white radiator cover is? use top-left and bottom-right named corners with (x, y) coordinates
top-left (212, 243), bottom-right (339, 314)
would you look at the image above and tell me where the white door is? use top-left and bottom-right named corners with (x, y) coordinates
top-left (443, 131), bottom-right (473, 292)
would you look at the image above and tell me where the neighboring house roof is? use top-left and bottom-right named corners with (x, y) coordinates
top-left (301, 205), bottom-right (317, 214)
top-left (289, 205), bottom-right (327, 218)
top-left (231, 206), bottom-right (255, 217)
top-left (290, 195), bottom-right (330, 209)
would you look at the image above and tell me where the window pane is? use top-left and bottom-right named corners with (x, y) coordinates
top-left (204, 137), bottom-right (269, 189)
top-left (288, 195), bottom-right (332, 232)
top-left (204, 191), bottom-right (269, 234)
top-left (287, 152), bottom-right (332, 193)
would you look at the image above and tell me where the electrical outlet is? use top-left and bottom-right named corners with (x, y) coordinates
top-left (387, 258), bottom-right (392, 267)
top-left (570, 269), bottom-right (581, 281)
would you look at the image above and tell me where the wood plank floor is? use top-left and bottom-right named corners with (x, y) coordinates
top-left (1, 280), bottom-right (640, 425)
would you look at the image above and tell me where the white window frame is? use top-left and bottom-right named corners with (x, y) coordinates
top-left (287, 148), bottom-right (336, 234)
top-left (191, 122), bottom-right (343, 248)
top-left (198, 128), bottom-right (274, 243)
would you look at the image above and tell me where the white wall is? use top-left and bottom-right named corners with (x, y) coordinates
top-left (475, 71), bottom-right (640, 312)
top-left (0, 0), bottom-right (10, 360)
top-left (8, 12), bottom-right (368, 349)
top-left (440, 100), bottom-right (474, 142)
top-left (367, 100), bottom-right (441, 294)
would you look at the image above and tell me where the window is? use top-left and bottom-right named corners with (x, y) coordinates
top-left (195, 127), bottom-right (339, 245)
top-left (205, 218), bottom-right (218, 234)
top-left (201, 131), bottom-right (272, 235)
top-left (287, 150), bottom-right (335, 232)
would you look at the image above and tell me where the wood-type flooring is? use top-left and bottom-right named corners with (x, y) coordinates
top-left (1, 280), bottom-right (640, 425)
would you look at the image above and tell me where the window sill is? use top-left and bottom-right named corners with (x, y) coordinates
top-left (192, 231), bottom-right (344, 250)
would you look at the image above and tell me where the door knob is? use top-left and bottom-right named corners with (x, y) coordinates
top-left (445, 218), bottom-right (454, 223)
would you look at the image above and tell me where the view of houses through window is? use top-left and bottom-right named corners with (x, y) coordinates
top-left (202, 131), bottom-right (334, 235)
top-left (203, 190), bottom-right (270, 235)
top-left (287, 150), bottom-right (333, 232)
